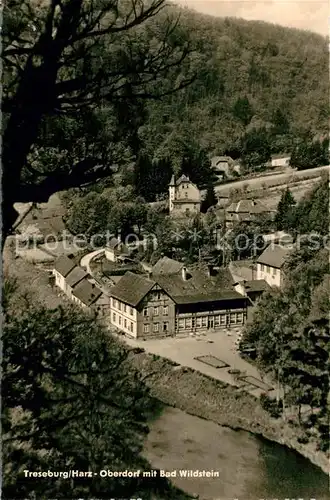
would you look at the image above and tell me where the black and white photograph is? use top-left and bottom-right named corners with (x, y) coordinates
top-left (2, 0), bottom-right (329, 498)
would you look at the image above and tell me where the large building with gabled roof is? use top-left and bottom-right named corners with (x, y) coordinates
top-left (110, 258), bottom-right (248, 339)
top-left (169, 174), bottom-right (201, 216)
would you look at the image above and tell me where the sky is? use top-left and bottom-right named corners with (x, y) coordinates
top-left (175, 0), bottom-right (328, 36)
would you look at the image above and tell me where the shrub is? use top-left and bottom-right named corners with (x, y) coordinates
top-left (259, 393), bottom-right (283, 418)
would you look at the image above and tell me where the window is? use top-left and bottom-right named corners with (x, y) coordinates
top-left (163, 305), bottom-right (168, 316)
top-left (266, 266), bottom-right (270, 274)
top-left (214, 315), bottom-right (220, 326)
top-left (124, 304), bottom-right (127, 313)
top-left (143, 324), bottom-right (149, 333)
top-left (118, 316), bottom-right (122, 325)
top-left (118, 302), bottom-right (121, 311)
top-left (178, 318), bottom-right (184, 329)
top-left (156, 291), bottom-right (161, 300)
top-left (237, 312), bottom-right (243, 323)
top-left (124, 319), bottom-right (127, 328)
top-left (260, 264), bottom-right (264, 272)
top-left (273, 268), bottom-right (277, 275)
top-left (202, 317), bottom-right (207, 327)
top-left (130, 307), bottom-right (134, 316)
top-left (112, 313), bottom-right (116, 322)
top-left (230, 313), bottom-right (236, 324)
top-left (163, 322), bottom-right (169, 332)
top-left (153, 306), bottom-right (159, 316)
top-left (196, 317), bottom-right (202, 328)
top-left (143, 308), bottom-right (148, 316)
top-left (220, 315), bottom-right (226, 325)
top-left (112, 298), bottom-right (116, 307)
top-left (153, 323), bottom-right (159, 332)
top-left (185, 318), bottom-right (192, 329)
top-left (130, 322), bottom-right (134, 332)
top-left (185, 192), bottom-right (188, 198)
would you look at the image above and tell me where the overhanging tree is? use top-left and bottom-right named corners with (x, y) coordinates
top-left (2, 0), bottom-right (194, 242)
top-left (2, 290), bottom-right (191, 499)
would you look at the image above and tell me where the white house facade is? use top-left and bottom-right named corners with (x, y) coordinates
top-left (256, 244), bottom-right (292, 287)
top-left (111, 297), bottom-right (138, 337)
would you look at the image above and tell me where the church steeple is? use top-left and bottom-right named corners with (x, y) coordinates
top-left (169, 174), bottom-right (175, 186)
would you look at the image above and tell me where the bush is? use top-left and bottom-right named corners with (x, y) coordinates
top-left (259, 393), bottom-right (283, 418)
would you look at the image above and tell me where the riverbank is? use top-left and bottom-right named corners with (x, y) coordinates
top-left (125, 348), bottom-right (329, 475)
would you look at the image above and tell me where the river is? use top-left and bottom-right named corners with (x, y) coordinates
top-left (144, 407), bottom-right (329, 500)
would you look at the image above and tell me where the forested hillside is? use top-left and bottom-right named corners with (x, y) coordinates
top-left (3, 0), bottom-right (329, 232)
top-left (139, 6), bottom-right (328, 165)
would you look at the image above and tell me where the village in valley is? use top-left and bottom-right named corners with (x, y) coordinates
top-left (10, 154), bottom-right (329, 398)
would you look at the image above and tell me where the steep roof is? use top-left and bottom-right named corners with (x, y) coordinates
top-left (226, 199), bottom-right (269, 214)
top-left (66, 266), bottom-right (88, 287)
top-left (107, 237), bottom-right (121, 250)
top-left (54, 255), bottom-right (76, 277)
top-left (257, 244), bottom-right (292, 269)
top-left (176, 174), bottom-right (190, 185)
top-left (152, 256), bottom-right (184, 275)
top-left (110, 271), bottom-right (156, 307)
top-left (169, 175), bottom-right (175, 186)
top-left (72, 279), bottom-right (102, 306)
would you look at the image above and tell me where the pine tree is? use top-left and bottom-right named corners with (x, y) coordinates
top-left (274, 187), bottom-right (296, 230)
top-left (201, 181), bottom-right (217, 212)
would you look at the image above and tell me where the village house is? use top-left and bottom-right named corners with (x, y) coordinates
top-left (169, 174), bottom-right (201, 216)
top-left (110, 258), bottom-right (249, 339)
top-left (224, 199), bottom-right (273, 228)
top-left (105, 237), bottom-right (129, 262)
top-left (53, 255), bottom-right (111, 314)
top-left (211, 156), bottom-right (241, 179)
top-left (270, 153), bottom-right (291, 168)
top-left (233, 279), bottom-right (271, 303)
top-left (72, 279), bottom-right (110, 314)
top-left (256, 243), bottom-right (292, 287)
top-left (53, 255), bottom-right (76, 292)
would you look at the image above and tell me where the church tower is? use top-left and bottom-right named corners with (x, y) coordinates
top-left (169, 175), bottom-right (176, 213)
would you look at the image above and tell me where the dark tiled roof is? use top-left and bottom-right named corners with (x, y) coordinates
top-left (155, 268), bottom-right (241, 305)
top-left (271, 153), bottom-right (290, 159)
top-left (176, 174), bottom-right (190, 185)
top-left (172, 199), bottom-right (200, 204)
top-left (107, 237), bottom-right (120, 250)
top-left (110, 271), bottom-right (155, 307)
top-left (257, 244), bottom-right (292, 269)
top-left (54, 255), bottom-right (76, 277)
top-left (66, 266), bottom-right (88, 287)
top-left (244, 279), bottom-right (271, 292)
top-left (152, 257), bottom-right (184, 275)
top-left (174, 290), bottom-right (244, 305)
top-left (72, 279), bottom-right (102, 306)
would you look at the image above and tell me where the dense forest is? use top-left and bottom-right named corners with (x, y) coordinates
top-left (137, 6), bottom-right (329, 167)
top-left (108, 7), bottom-right (330, 195)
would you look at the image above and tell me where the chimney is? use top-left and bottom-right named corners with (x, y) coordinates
top-left (148, 272), bottom-right (153, 280)
top-left (182, 266), bottom-right (187, 281)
